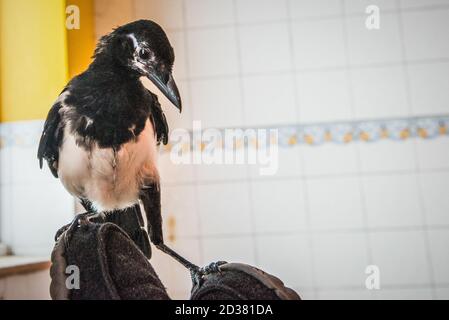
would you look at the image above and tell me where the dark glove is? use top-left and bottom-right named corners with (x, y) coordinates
top-left (50, 221), bottom-right (169, 300)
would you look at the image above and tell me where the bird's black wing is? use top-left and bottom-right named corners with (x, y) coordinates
top-left (146, 90), bottom-right (169, 145)
top-left (37, 94), bottom-right (65, 178)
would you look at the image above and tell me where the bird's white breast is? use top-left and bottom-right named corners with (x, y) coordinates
top-left (58, 119), bottom-right (159, 212)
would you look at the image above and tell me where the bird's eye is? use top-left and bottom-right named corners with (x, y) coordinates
top-left (138, 49), bottom-right (150, 60)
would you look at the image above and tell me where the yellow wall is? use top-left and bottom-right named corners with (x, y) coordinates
top-left (0, 0), bottom-right (95, 123)
top-left (0, 0), bottom-right (68, 122)
top-left (66, 0), bottom-right (95, 79)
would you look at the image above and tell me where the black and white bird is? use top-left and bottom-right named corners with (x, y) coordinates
top-left (38, 20), bottom-right (207, 276)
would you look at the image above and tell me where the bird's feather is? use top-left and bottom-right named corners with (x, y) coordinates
top-left (37, 90), bottom-right (67, 178)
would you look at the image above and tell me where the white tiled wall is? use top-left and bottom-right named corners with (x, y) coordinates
top-left (0, 0), bottom-right (447, 300)
top-left (0, 121), bottom-right (75, 256)
top-left (111, 0), bottom-right (449, 300)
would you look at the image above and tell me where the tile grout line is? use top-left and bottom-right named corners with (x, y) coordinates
top-left (157, 223), bottom-right (449, 240)
top-left (396, 0), bottom-right (437, 299)
top-left (340, 1), bottom-right (374, 300)
top-left (159, 165), bottom-right (449, 188)
top-left (180, 0), bottom-right (204, 265)
top-left (285, 0), bottom-right (318, 299)
top-left (172, 56), bottom-right (449, 83)
top-left (232, 0), bottom-right (259, 266)
top-left (3, 166), bottom-right (449, 188)
top-left (163, 3), bottom-right (449, 33)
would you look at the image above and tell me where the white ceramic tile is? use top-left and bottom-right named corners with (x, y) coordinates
top-left (0, 148), bottom-right (11, 186)
top-left (161, 185), bottom-right (199, 238)
top-left (9, 120), bottom-right (43, 140)
top-left (300, 144), bottom-right (359, 176)
top-left (243, 74), bottom-right (297, 126)
top-left (245, 144), bottom-right (285, 178)
top-left (363, 174), bottom-right (423, 228)
top-left (428, 230), bottom-right (449, 284)
top-left (420, 171), bottom-right (449, 226)
top-left (402, 9), bottom-right (449, 61)
top-left (344, 0), bottom-right (398, 15)
top-left (166, 31), bottom-right (187, 80)
top-left (256, 234), bottom-right (314, 288)
top-left (317, 289), bottom-right (374, 300)
top-left (239, 22), bottom-right (292, 74)
top-left (158, 152), bottom-right (196, 184)
top-left (11, 182), bottom-right (74, 255)
top-left (10, 146), bottom-right (56, 186)
top-left (166, 82), bottom-right (193, 129)
top-left (0, 123), bottom-right (12, 186)
top-left (249, 147), bottom-right (303, 179)
top-left (185, 0), bottom-right (235, 27)
top-left (313, 233), bottom-right (369, 287)
top-left (399, 0), bottom-right (449, 9)
top-left (190, 77), bottom-right (244, 127)
top-left (369, 230), bottom-right (431, 285)
top-left (416, 136), bottom-right (449, 170)
top-left (346, 13), bottom-right (403, 65)
top-left (435, 288), bottom-right (449, 300)
top-left (289, 0), bottom-right (342, 19)
top-left (358, 140), bottom-right (417, 173)
top-left (251, 179), bottom-right (307, 233)
top-left (297, 70), bottom-right (352, 123)
top-left (134, 0), bottom-right (184, 29)
top-left (351, 66), bottom-right (409, 120)
top-left (195, 160), bottom-right (249, 182)
top-left (7, 122), bottom-right (42, 173)
top-left (192, 125), bottom-right (250, 182)
top-left (187, 27), bottom-right (239, 77)
top-left (236, 0), bottom-right (288, 23)
top-left (0, 185), bottom-right (13, 246)
top-left (197, 182), bottom-right (252, 236)
top-left (142, 78), bottom-right (192, 129)
top-left (202, 235), bottom-right (256, 265)
top-left (307, 177), bottom-right (365, 230)
top-left (150, 237), bottom-right (201, 297)
top-left (408, 62), bottom-right (449, 116)
top-left (295, 289), bottom-right (316, 300)
top-left (374, 288), bottom-right (433, 300)
top-left (292, 19), bottom-right (346, 69)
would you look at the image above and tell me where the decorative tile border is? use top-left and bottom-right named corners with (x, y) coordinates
top-left (0, 120), bottom-right (44, 149)
top-left (1, 116), bottom-right (448, 150)
top-left (160, 115), bottom-right (449, 152)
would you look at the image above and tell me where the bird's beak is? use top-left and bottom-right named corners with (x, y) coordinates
top-left (146, 70), bottom-right (182, 112)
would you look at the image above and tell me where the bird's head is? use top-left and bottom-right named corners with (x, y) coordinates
top-left (94, 20), bottom-right (182, 111)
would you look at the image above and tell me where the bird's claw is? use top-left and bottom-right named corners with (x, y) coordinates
top-left (54, 225), bottom-right (70, 242)
top-left (190, 261), bottom-right (227, 287)
top-left (54, 212), bottom-right (92, 245)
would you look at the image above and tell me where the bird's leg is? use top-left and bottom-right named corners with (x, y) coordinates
top-left (141, 182), bottom-right (228, 286)
top-left (156, 243), bottom-right (200, 272)
top-left (140, 183), bottom-right (199, 271)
